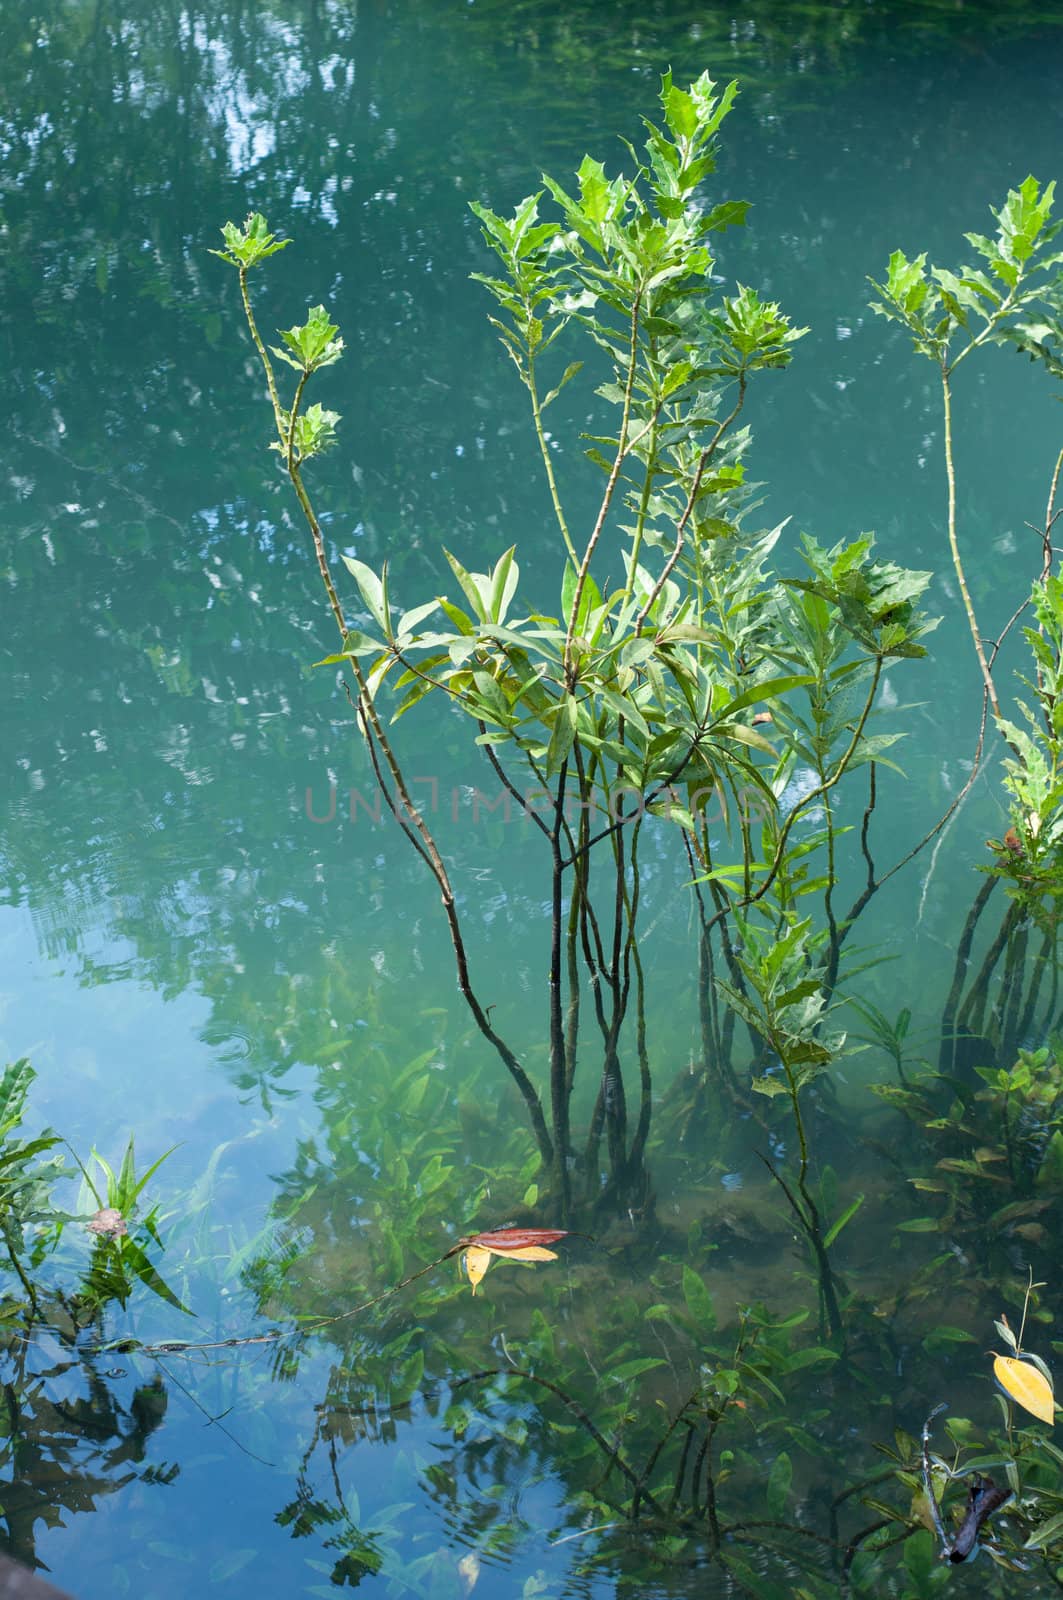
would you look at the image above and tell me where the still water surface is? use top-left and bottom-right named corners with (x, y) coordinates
top-left (3, 2), bottom-right (1063, 1594)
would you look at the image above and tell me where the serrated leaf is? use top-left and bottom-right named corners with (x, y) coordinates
top-left (751, 1075), bottom-right (790, 1098)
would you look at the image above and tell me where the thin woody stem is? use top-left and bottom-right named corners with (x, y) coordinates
top-left (238, 266), bottom-right (286, 443)
top-left (528, 352), bottom-right (579, 567)
top-left (942, 368), bottom-right (1001, 722)
top-left (565, 293), bottom-right (642, 676)
top-left (234, 267), bottom-right (552, 1165)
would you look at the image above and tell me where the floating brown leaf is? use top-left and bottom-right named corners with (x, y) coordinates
top-left (460, 1227), bottom-right (568, 1294)
top-left (463, 1227), bottom-right (569, 1253)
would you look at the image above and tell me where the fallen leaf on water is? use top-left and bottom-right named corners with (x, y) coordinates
top-left (993, 1352), bottom-right (1055, 1425)
top-left (462, 1227), bottom-right (568, 1253)
top-left (460, 1227), bottom-right (568, 1294)
top-left (463, 1246), bottom-right (492, 1294)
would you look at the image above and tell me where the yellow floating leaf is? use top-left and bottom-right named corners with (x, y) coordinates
top-left (463, 1245), bottom-right (492, 1295)
top-left (460, 1233), bottom-right (562, 1294)
top-left (993, 1353), bottom-right (1055, 1425)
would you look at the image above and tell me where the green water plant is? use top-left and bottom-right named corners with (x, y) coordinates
top-left (205, 85), bottom-right (1063, 1593)
top-left (213, 72), bottom-right (934, 1248)
top-left (871, 189), bottom-right (1063, 1080)
top-left (0, 1059), bottom-right (67, 1317)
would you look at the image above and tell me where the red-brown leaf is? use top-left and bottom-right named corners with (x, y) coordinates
top-left (464, 1227), bottom-right (569, 1254)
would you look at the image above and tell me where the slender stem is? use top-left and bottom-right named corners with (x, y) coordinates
top-left (670, 1423), bottom-right (697, 1514)
top-left (549, 762), bottom-right (572, 1214)
top-left (921, 1404), bottom-right (951, 1557)
top-left (819, 755), bottom-right (840, 994)
top-left (3, 1224), bottom-right (39, 1320)
top-left (289, 464), bottom-right (348, 639)
top-left (528, 353), bottom-right (578, 567)
top-left (859, 764), bottom-right (877, 892)
top-left (942, 368), bottom-right (1001, 721)
top-left (622, 397), bottom-right (663, 604)
top-left (234, 268), bottom-right (552, 1163)
top-left (286, 369), bottom-right (309, 468)
top-left (957, 901), bottom-right (1020, 1045)
top-left (633, 1388), bottom-right (698, 1520)
top-left (761, 1151), bottom-right (844, 1344)
top-left (999, 919), bottom-right (1029, 1057)
top-left (1018, 927), bottom-right (1054, 1044)
top-left (565, 293), bottom-right (643, 676)
top-left (939, 875), bottom-right (997, 1071)
top-left (238, 265), bottom-right (286, 443)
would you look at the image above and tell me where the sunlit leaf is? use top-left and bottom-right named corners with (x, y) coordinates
top-left (463, 1245), bottom-right (492, 1295)
top-left (993, 1353), bottom-right (1055, 1424)
top-left (459, 1228), bottom-right (569, 1294)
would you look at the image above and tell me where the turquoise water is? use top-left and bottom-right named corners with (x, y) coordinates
top-left (4, 3), bottom-right (1063, 1595)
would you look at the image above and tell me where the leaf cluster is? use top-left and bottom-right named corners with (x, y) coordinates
top-left (868, 176), bottom-right (1063, 371)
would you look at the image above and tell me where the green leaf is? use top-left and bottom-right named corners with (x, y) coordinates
top-left (0, 1060), bottom-right (33, 1136)
top-left (397, 599), bottom-right (441, 636)
top-left (823, 1194), bottom-right (864, 1250)
top-left (722, 722), bottom-right (776, 755)
top-left (766, 1451), bottom-right (792, 1518)
top-left (314, 632), bottom-right (382, 664)
top-left (545, 694), bottom-right (578, 777)
top-left (607, 1357), bottom-right (667, 1384)
top-left (390, 1349), bottom-right (425, 1407)
top-left (489, 547), bottom-right (520, 623)
top-left (562, 563), bottom-right (602, 637)
top-left (1025, 1511), bottom-right (1063, 1551)
top-left (341, 557), bottom-right (390, 635)
top-left (682, 1265), bottom-right (715, 1329)
top-left (271, 304), bottom-right (344, 373)
top-left (715, 674), bottom-right (815, 719)
top-left (598, 684), bottom-right (649, 742)
top-left (210, 213), bottom-right (291, 270)
top-left (541, 362), bottom-right (584, 410)
top-left (751, 1075), bottom-right (790, 1098)
top-left (443, 548), bottom-right (488, 622)
top-left (784, 1346), bottom-right (840, 1371)
top-left (118, 1236), bottom-right (193, 1314)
